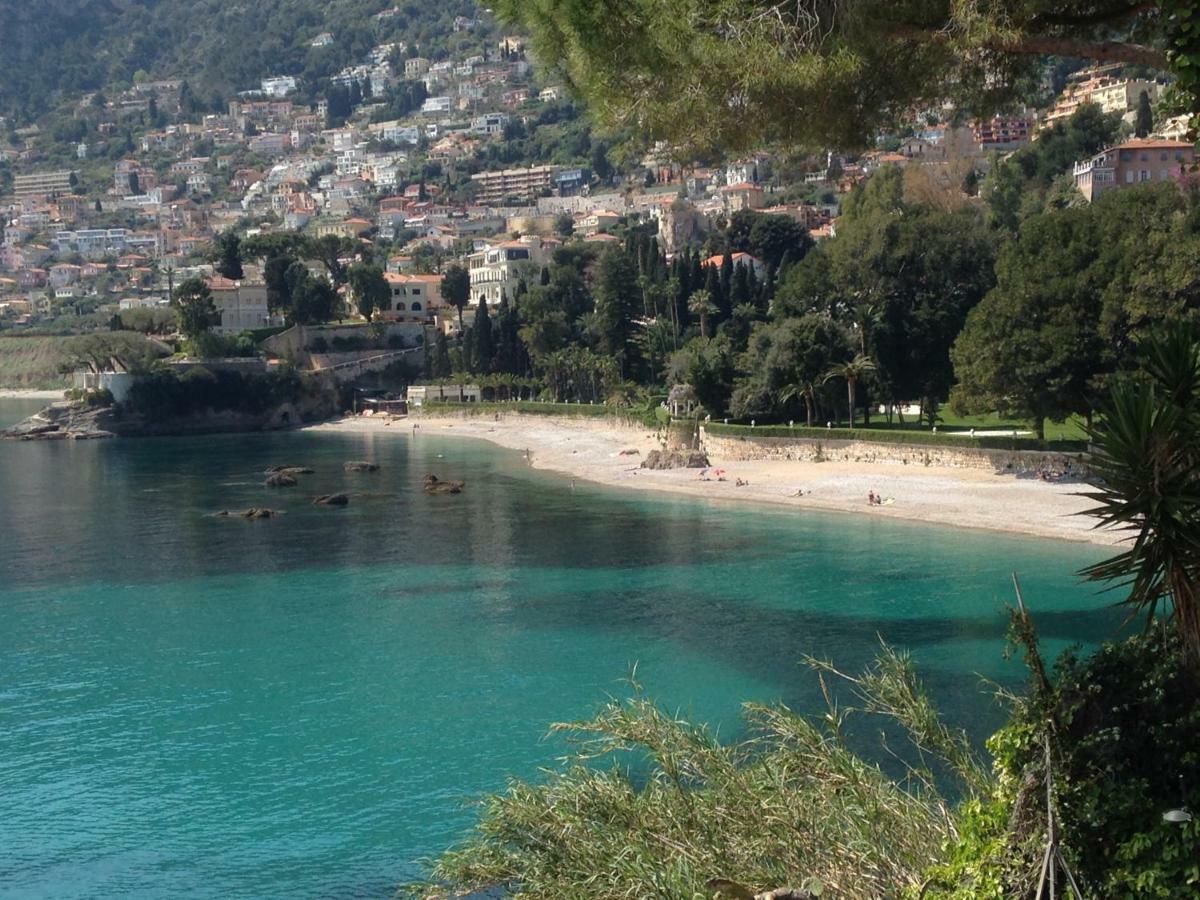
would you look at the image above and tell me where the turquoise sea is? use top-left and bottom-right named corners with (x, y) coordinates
top-left (0, 401), bottom-right (1116, 898)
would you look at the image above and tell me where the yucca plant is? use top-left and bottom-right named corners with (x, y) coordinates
top-left (1081, 324), bottom-right (1200, 661)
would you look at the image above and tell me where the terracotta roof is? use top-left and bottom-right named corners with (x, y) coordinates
top-left (719, 181), bottom-right (762, 192)
top-left (701, 252), bottom-right (761, 268)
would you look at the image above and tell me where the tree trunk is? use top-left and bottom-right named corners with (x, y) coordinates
top-left (1035, 416), bottom-right (1045, 441)
top-left (847, 378), bottom-right (856, 428)
top-left (804, 395), bottom-right (813, 427)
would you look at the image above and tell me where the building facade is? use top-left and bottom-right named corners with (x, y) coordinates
top-left (1073, 139), bottom-right (1196, 201)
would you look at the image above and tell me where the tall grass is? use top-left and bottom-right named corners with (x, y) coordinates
top-left (409, 647), bottom-right (987, 899)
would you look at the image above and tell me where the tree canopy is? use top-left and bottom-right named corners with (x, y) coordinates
top-left (497, 0), bottom-right (1191, 153)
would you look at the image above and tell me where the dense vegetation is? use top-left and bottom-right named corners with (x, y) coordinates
top-left (0, 0), bottom-right (492, 123)
top-left (498, 0), bottom-right (1196, 154)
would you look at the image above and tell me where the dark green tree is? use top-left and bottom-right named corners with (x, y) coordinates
top-left (172, 277), bottom-right (220, 340)
top-left (441, 263), bottom-right (471, 331)
top-left (593, 248), bottom-right (641, 376)
top-left (473, 297), bottom-right (495, 374)
top-left (1134, 89), bottom-right (1153, 138)
top-left (348, 262), bottom-right (390, 322)
top-left (213, 231), bottom-right (243, 280)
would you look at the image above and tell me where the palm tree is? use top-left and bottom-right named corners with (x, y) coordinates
top-left (1082, 325), bottom-right (1200, 661)
top-left (688, 289), bottom-right (718, 339)
top-left (824, 354), bottom-right (876, 428)
top-left (781, 380), bottom-right (820, 427)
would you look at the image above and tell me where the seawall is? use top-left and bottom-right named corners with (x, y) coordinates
top-left (699, 429), bottom-right (1090, 475)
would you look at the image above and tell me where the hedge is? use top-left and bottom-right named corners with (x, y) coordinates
top-left (701, 422), bottom-right (1089, 453)
top-left (416, 400), bottom-right (661, 426)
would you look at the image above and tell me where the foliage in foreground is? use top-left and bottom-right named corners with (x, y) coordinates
top-left (925, 626), bottom-right (1200, 899)
top-left (409, 647), bottom-right (987, 899)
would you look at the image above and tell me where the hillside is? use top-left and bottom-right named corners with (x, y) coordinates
top-left (0, 0), bottom-right (493, 124)
top-left (0, 336), bottom-right (74, 389)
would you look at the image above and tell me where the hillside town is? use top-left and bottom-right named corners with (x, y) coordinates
top-left (1, 33), bottom-right (1192, 349)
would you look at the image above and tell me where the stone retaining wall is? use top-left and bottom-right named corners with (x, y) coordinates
top-left (700, 429), bottom-right (1090, 475)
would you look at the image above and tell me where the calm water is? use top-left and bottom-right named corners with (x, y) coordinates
top-left (0, 403), bottom-right (1115, 898)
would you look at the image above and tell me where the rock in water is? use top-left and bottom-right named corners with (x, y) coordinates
top-left (264, 465), bottom-right (314, 475)
top-left (423, 473), bottom-right (465, 494)
top-left (214, 508), bottom-right (282, 519)
top-left (344, 461), bottom-right (379, 472)
top-left (313, 493), bottom-right (350, 507)
top-left (264, 472), bottom-right (298, 487)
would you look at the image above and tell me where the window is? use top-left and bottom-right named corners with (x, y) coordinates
top-left (396, 301), bottom-right (407, 311)
top-left (411, 302), bottom-right (422, 311)
top-left (412, 288), bottom-right (421, 295)
top-left (1161, 170), bottom-right (1172, 180)
top-left (1140, 170), bottom-right (1150, 181)
top-left (1120, 150), bottom-right (1132, 162)
top-left (1140, 152), bottom-right (1149, 161)
top-left (1126, 170), bottom-right (1135, 184)
top-left (1161, 151), bottom-right (1169, 161)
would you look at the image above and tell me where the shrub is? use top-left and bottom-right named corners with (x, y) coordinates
top-left (702, 422), bottom-right (1088, 453)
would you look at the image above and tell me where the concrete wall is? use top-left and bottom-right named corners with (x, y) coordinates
top-left (699, 429), bottom-right (1091, 475)
top-left (261, 323), bottom-right (424, 358)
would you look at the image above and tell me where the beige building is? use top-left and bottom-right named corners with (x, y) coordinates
top-left (1073, 139), bottom-right (1196, 202)
top-left (470, 165), bottom-right (560, 204)
top-left (1045, 70), bottom-right (1160, 128)
top-left (380, 273), bottom-right (445, 324)
top-left (206, 276), bottom-right (274, 333)
top-left (14, 170), bottom-right (75, 198)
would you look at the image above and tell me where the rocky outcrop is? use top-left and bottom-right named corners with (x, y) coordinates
top-left (344, 460), bottom-right (379, 472)
top-left (423, 473), bottom-right (464, 494)
top-left (264, 472), bottom-right (298, 487)
top-left (215, 508), bottom-right (283, 519)
top-left (314, 493), bottom-right (350, 506)
top-left (2, 403), bottom-right (116, 441)
top-left (641, 448), bottom-right (710, 470)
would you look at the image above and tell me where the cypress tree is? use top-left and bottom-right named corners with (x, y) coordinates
top-left (703, 263), bottom-right (722, 326)
top-left (718, 252), bottom-right (734, 319)
top-left (474, 297), bottom-right (494, 373)
top-left (432, 331), bottom-right (451, 376)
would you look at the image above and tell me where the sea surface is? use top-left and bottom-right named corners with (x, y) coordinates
top-left (0, 403), bottom-right (1116, 898)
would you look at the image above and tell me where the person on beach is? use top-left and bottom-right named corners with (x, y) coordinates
top-left (868, 490), bottom-right (876, 505)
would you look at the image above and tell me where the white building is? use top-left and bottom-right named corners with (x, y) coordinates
top-left (466, 237), bottom-right (549, 305)
top-left (421, 96), bottom-right (453, 116)
top-left (261, 76), bottom-right (298, 98)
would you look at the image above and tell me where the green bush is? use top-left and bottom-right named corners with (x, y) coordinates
top-left (418, 399), bottom-right (657, 427)
top-left (702, 422), bottom-right (1088, 453)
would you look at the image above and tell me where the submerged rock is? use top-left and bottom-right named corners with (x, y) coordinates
top-left (264, 472), bottom-right (298, 487)
top-left (265, 465), bottom-right (314, 475)
top-left (313, 492), bottom-right (350, 507)
top-left (344, 460), bottom-right (379, 472)
top-left (215, 508), bottom-right (283, 519)
top-left (423, 473), bottom-right (464, 494)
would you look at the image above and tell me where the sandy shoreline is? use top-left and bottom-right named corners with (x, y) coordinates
top-left (0, 389), bottom-right (66, 400)
top-left (305, 412), bottom-right (1121, 547)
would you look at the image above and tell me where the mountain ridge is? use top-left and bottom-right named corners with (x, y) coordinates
top-left (0, 0), bottom-right (490, 124)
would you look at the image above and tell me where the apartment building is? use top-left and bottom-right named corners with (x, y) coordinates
top-left (14, 171), bottom-right (75, 198)
top-left (470, 166), bottom-right (561, 204)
